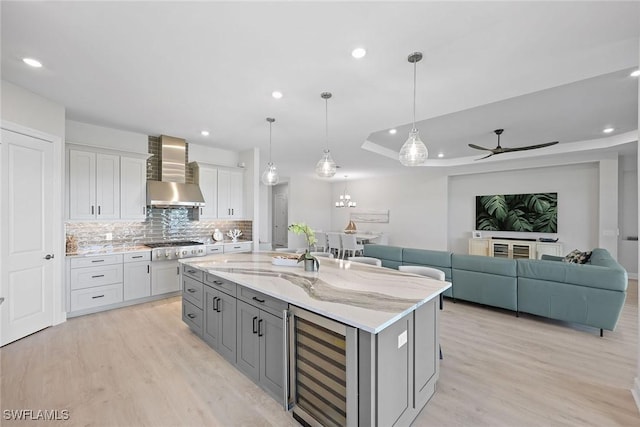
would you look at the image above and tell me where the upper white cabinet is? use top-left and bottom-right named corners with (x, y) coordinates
top-left (193, 163), bottom-right (218, 219)
top-left (69, 149), bottom-right (120, 220)
top-left (68, 147), bottom-right (147, 220)
top-left (120, 157), bottom-right (147, 220)
top-left (218, 169), bottom-right (243, 218)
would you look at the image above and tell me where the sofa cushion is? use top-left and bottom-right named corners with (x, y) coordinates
top-left (402, 248), bottom-right (452, 268)
top-left (517, 258), bottom-right (627, 292)
top-left (363, 244), bottom-right (403, 269)
top-left (451, 254), bottom-right (517, 277)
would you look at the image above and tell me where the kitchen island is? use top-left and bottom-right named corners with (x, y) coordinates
top-left (180, 252), bottom-right (450, 427)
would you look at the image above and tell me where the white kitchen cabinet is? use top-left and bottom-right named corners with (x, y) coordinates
top-left (123, 253), bottom-right (151, 301)
top-left (151, 260), bottom-right (180, 295)
top-left (468, 238), bottom-right (563, 259)
top-left (193, 163), bottom-right (218, 219)
top-left (69, 149), bottom-right (120, 219)
top-left (217, 169), bottom-right (243, 218)
top-left (120, 156), bottom-right (147, 220)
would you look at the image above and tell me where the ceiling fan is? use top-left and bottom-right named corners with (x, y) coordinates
top-left (469, 129), bottom-right (559, 160)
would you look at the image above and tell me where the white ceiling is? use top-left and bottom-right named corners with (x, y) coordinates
top-left (2, 1), bottom-right (639, 180)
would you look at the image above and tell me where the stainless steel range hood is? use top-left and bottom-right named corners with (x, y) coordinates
top-left (146, 135), bottom-right (205, 208)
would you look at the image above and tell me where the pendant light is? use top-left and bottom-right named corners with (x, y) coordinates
top-left (315, 92), bottom-right (337, 177)
top-left (399, 52), bottom-right (428, 166)
top-left (335, 175), bottom-right (356, 208)
top-left (261, 117), bottom-right (279, 186)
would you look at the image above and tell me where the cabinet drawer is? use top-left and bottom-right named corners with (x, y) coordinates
top-left (70, 264), bottom-right (123, 290)
top-left (183, 299), bottom-right (203, 336)
top-left (124, 251), bottom-right (151, 263)
top-left (224, 242), bottom-right (252, 253)
top-left (70, 254), bottom-right (123, 268)
top-left (70, 283), bottom-right (123, 312)
top-left (183, 276), bottom-right (204, 309)
top-left (206, 245), bottom-right (223, 255)
top-left (183, 264), bottom-right (203, 282)
top-left (204, 273), bottom-right (237, 297)
top-left (238, 286), bottom-right (287, 317)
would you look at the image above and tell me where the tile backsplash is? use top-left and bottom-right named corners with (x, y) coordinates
top-left (66, 208), bottom-right (252, 250)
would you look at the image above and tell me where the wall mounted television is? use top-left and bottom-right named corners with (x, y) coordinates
top-left (475, 192), bottom-right (557, 233)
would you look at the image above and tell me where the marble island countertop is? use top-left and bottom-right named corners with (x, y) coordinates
top-left (181, 252), bottom-right (451, 334)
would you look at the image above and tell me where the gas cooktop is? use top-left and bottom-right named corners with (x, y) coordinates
top-left (145, 241), bottom-right (204, 249)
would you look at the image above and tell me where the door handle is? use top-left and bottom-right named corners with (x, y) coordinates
top-left (187, 288), bottom-right (196, 293)
top-left (258, 319), bottom-right (264, 337)
top-left (91, 205), bottom-right (94, 215)
top-left (44, 254), bottom-right (54, 260)
top-left (98, 206), bottom-right (101, 215)
top-left (0, 297), bottom-right (5, 306)
top-left (252, 316), bottom-right (258, 334)
top-left (252, 296), bottom-right (265, 304)
top-left (187, 313), bottom-right (196, 319)
top-left (215, 297), bottom-right (221, 313)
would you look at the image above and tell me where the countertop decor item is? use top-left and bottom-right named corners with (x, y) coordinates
top-left (288, 223), bottom-right (319, 271)
top-left (212, 228), bottom-right (223, 241)
top-left (344, 220), bottom-right (357, 234)
top-left (227, 229), bottom-right (242, 242)
top-left (399, 52), bottom-right (428, 166)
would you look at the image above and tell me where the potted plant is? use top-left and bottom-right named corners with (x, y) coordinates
top-left (288, 223), bottom-right (320, 271)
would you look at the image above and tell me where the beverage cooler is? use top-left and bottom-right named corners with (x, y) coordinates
top-left (284, 306), bottom-right (359, 427)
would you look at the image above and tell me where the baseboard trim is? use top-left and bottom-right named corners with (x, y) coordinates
top-left (628, 273), bottom-right (638, 280)
top-left (632, 377), bottom-right (640, 413)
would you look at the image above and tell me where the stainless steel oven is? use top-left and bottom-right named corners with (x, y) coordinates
top-left (284, 306), bottom-right (359, 427)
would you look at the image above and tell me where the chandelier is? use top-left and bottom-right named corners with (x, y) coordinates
top-left (335, 176), bottom-right (356, 208)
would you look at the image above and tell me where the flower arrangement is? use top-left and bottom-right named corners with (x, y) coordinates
top-left (288, 223), bottom-right (319, 271)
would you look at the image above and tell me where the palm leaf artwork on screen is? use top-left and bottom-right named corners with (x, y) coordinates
top-left (475, 193), bottom-right (557, 233)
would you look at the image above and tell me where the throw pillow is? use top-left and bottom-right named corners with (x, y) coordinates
top-left (563, 249), bottom-right (592, 264)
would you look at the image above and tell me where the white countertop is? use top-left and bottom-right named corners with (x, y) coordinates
top-left (180, 252), bottom-right (451, 334)
top-left (66, 245), bottom-right (151, 257)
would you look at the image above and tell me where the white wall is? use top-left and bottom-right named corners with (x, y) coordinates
top-left (189, 142), bottom-right (239, 168)
top-left (633, 33), bottom-right (640, 414)
top-left (2, 81), bottom-right (65, 137)
top-left (448, 163), bottom-right (599, 255)
top-left (330, 171), bottom-right (449, 250)
top-left (287, 175), bottom-right (332, 249)
top-left (66, 120), bottom-right (147, 154)
top-left (618, 152), bottom-right (638, 275)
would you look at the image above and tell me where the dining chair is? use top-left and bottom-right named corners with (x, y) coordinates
top-left (327, 232), bottom-right (343, 259)
top-left (314, 232), bottom-right (328, 252)
top-left (348, 256), bottom-right (381, 267)
top-left (398, 265), bottom-right (446, 359)
top-left (311, 251), bottom-right (334, 258)
top-left (341, 233), bottom-right (364, 259)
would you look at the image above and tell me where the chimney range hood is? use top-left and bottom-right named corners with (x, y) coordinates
top-left (146, 135), bottom-right (205, 208)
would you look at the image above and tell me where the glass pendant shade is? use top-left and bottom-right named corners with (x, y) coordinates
top-left (315, 149), bottom-right (337, 178)
top-left (261, 162), bottom-right (279, 186)
top-left (262, 117), bottom-right (279, 186)
top-left (399, 128), bottom-right (428, 166)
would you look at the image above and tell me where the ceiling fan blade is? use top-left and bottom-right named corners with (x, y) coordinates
top-left (501, 141), bottom-right (559, 153)
top-left (475, 152), bottom-right (494, 160)
top-left (468, 143), bottom-right (494, 151)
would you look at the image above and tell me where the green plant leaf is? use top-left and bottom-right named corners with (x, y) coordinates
top-left (505, 209), bottom-right (533, 232)
top-left (476, 212), bottom-right (499, 231)
top-left (480, 195), bottom-right (508, 221)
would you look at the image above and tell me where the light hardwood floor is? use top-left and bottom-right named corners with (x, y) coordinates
top-left (1, 281), bottom-right (638, 426)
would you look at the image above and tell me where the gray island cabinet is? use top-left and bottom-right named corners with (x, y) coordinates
top-left (180, 252), bottom-right (450, 427)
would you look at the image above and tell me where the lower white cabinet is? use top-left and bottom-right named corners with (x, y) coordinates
top-left (70, 283), bottom-right (123, 312)
top-left (124, 261), bottom-right (151, 300)
top-left (224, 242), bottom-right (252, 253)
top-left (151, 260), bottom-right (180, 295)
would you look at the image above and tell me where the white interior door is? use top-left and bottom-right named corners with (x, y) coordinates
top-left (273, 192), bottom-right (288, 247)
top-left (1, 128), bottom-right (54, 346)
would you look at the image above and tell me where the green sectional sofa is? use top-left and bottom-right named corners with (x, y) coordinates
top-left (363, 244), bottom-right (628, 334)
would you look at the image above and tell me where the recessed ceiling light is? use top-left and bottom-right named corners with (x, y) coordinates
top-left (630, 69), bottom-right (640, 77)
top-left (201, 130), bottom-right (210, 136)
top-left (272, 91), bottom-right (283, 99)
top-left (389, 129), bottom-right (397, 135)
top-left (23, 57), bottom-right (42, 68)
top-left (351, 48), bottom-right (366, 59)
top-left (438, 153), bottom-right (444, 158)
top-left (603, 127), bottom-right (614, 134)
